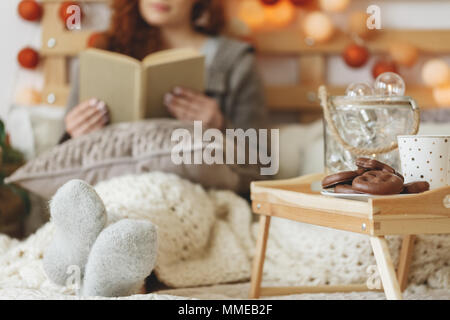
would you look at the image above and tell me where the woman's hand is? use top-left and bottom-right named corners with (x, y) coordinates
top-left (164, 87), bottom-right (224, 130)
top-left (65, 99), bottom-right (110, 138)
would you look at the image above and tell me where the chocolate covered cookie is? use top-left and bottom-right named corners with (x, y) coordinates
top-left (335, 184), bottom-right (365, 195)
top-left (322, 171), bottom-right (360, 189)
top-left (403, 181), bottom-right (430, 194)
top-left (352, 171), bottom-right (404, 195)
top-left (355, 168), bottom-right (368, 175)
top-left (395, 171), bottom-right (405, 182)
top-left (356, 158), bottom-right (395, 174)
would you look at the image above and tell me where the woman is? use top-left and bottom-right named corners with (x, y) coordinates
top-left (44, 0), bottom-right (267, 298)
top-left (63, 0), bottom-right (266, 140)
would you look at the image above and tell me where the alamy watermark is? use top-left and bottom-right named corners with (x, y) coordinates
top-left (64, 4), bottom-right (382, 32)
top-left (366, 265), bottom-right (382, 290)
top-left (171, 121), bottom-right (279, 176)
top-left (367, 5), bottom-right (382, 30)
top-left (66, 265), bottom-right (81, 295)
top-left (65, 5), bottom-right (82, 30)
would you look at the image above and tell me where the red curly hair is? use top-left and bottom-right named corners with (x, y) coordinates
top-left (96, 0), bottom-right (225, 61)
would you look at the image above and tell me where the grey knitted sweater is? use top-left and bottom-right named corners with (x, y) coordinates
top-left (64, 36), bottom-right (267, 135)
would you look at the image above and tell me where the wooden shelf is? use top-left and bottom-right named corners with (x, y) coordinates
top-left (266, 85), bottom-right (439, 111)
top-left (253, 29), bottom-right (450, 55)
top-left (39, 1), bottom-right (450, 116)
top-left (40, 0), bottom-right (110, 106)
top-left (256, 28), bottom-right (450, 114)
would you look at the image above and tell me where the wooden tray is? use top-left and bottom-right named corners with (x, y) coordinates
top-left (249, 173), bottom-right (450, 300)
top-left (251, 173), bottom-right (450, 236)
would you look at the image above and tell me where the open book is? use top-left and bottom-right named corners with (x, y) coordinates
top-left (79, 48), bottom-right (205, 123)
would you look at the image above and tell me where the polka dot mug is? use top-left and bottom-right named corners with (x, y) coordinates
top-left (398, 135), bottom-right (450, 190)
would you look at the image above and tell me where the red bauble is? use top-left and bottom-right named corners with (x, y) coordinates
top-left (59, 1), bottom-right (82, 23)
top-left (18, 0), bottom-right (43, 22)
top-left (87, 32), bottom-right (109, 49)
top-left (372, 60), bottom-right (398, 79)
top-left (343, 43), bottom-right (369, 68)
top-left (290, 0), bottom-right (314, 6)
top-left (260, 0), bottom-right (280, 5)
top-left (18, 47), bottom-right (40, 69)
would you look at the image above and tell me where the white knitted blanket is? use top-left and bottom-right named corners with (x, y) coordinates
top-left (0, 172), bottom-right (449, 299)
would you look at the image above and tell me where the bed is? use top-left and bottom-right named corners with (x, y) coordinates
top-left (3, 1), bottom-right (450, 300)
top-left (1, 122), bottom-right (449, 300)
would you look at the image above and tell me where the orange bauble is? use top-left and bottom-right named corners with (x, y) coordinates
top-left (264, 0), bottom-right (296, 28)
top-left (290, 0), bottom-right (314, 6)
top-left (433, 84), bottom-right (450, 107)
top-left (87, 32), bottom-right (109, 49)
top-left (389, 42), bottom-right (419, 67)
top-left (319, 0), bottom-right (350, 12)
top-left (238, 0), bottom-right (266, 30)
top-left (372, 60), bottom-right (398, 79)
top-left (59, 1), bottom-right (82, 23)
top-left (343, 43), bottom-right (369, 68)
top-left (422, 59), bottom-right (449, 87)
top-left (17, 47), bottom-right (40, 69)
top-left (302, 11), bottom-right (335, 43)
top-left (18, 0), bottom-right (43, 22)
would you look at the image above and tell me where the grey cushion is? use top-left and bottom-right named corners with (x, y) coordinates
top-left (6, 119), bottom-right (259, 199)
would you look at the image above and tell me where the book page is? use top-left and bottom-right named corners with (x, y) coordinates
top-left (79, 49), bottom-right (143, 123)
top-left (142, 53), bottom-right (205, 118)
top-left (142, 47), bottom-right (201, 65)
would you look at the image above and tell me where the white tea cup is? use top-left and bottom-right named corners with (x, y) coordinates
top-left (397, 135), bottom-right (450, 190)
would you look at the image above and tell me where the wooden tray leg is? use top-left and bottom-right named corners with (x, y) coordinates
top-left (370, 236), bottom-right (403, 300)
top-left (397, 235), bottom-right (416, 292)
top-left (249, 215), bottom-right (271, 299)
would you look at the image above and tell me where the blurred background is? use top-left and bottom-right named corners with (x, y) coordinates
top-left (1, 0), bottom-right (450, 238)
top-left (1, 0), bottom-right (450, 158)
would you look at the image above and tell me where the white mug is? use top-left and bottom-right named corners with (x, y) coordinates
top-left (398, 135), bottom-right (450, 190)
